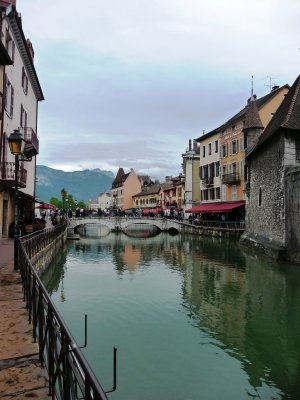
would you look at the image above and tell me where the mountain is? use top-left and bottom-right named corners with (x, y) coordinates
top-left (36, 165), bottom-right (114, 203)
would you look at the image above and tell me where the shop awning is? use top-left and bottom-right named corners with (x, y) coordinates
top-left (186, 201), bottom-right (245, 214)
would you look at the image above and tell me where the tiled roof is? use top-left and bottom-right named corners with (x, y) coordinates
top-left (243, 98), bottom-right (264, 131)
top-left (247, 75), bottom-right (300, 158)
top-left (133, 183), bottom-right (161, 197)
top-left (161, 182), bottom-right (174, 191)
top-left (196, 84), bottom-right (289, 142)
top-left (112, 168), bottom-right (125, 185)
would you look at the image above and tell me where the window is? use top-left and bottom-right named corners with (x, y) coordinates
top-left (20, 105), bottom-right (27, 127)
top-left (258, 187), bottom-right (262, 206)
top-left (296, 138), bottom-right (300, 163)
top-left (216, 187), bottom-right (221, 199)
top-left (209, 163), bottom-right (215, 178)
top-left (222, 144), bottom-right (228, 157)
top-left (209, 188), bottom-right (215, 200)
top-left (232, 140), bottom-right (238, 154)
top-left (240, 138), bottom-right (244, 152)
top-left (202, 145), bottom-right (206, 157)
top-left (208, 143), bottom-right (212, 155)
top-left (222, 164), bottom-right (228, 176)
top-left (240, 160), bottom-right (244, 176)
top-left (5, 29), bottom-right (15, 63)
top-left (203, 190), bottom-right (208, 200)
top-left (244, 133), bottom-right (248, 149)
top-left (215, 162), bottom-right (220, 177)
top-left (22, 67), bottom-right (29, 95)
top-left (5, 75), bottom-right (14, 117)
top-left (215, 140), bottom-right (218, 153)
top-left (232, 185), bottom-right (237, 201)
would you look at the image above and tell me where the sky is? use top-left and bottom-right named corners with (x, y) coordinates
top-left (18, 0), bottom-right (300, 181)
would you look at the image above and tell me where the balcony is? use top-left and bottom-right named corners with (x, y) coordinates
top-left (0, 162), bottom-right (27, 188)
top-left (202, 176), bottom-right (214, 186)
top-left (20, 127), bottom-right (39, 158)
top-left (222, 173), bottom-right (240, 185)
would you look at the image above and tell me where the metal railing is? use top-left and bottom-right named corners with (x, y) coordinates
top-left (221, 173), bottom-right (240, 184)
top-left (0, 161), bottom-right (27, 187)
top-left (188, 219), bottom-right (245, 229)
top-left (20, 126), bottom-right (39, 155)
top-left (18, 223), bottom-right (113, 400)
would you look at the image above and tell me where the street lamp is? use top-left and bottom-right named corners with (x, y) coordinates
top-left (8, 129), bottom-right (25, 270)
top-left (61, 188), bottom-right (67, 212)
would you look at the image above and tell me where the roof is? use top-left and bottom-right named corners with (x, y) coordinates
top-left (112, 167), bottom-right (125, 186)
top-left (133, 183), bottom-right (161, 197)
top-left (186, 201), bottom-right (245, 213)
top-left (247, 75), bottom-right (300, 159)
top-left (243, 97), bottom-right (264, 131)
top-left (196, 84), bottom-right (289, 142)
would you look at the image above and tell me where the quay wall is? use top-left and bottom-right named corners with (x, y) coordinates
top-left (29, 230), bottom-right (67, 276)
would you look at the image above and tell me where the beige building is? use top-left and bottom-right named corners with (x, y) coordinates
top-left (0, 2), bottom-right (44, 237)
top-left (111, 168), bottom-right (150, 211)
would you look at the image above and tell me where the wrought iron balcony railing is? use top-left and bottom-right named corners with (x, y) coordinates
top-left (0, 161), bottom-right (27, 188)
top-left (20, 127), bottom-right (39, 157)
top-left (221, 173), bottom-right (240, 184)
top-left (202, 176), bottom-right (214, 186)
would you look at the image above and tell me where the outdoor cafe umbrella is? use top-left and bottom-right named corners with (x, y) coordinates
top-left (37, 203), bottom-right (56, 210)
top-left (141, 208), bottom-right (150, 215)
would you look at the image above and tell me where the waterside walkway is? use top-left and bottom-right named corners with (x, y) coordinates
top-left (0, 238), bottom-right (50, 399)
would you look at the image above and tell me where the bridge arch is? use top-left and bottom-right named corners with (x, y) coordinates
top-left (68, 217), bottom-right (181, 235)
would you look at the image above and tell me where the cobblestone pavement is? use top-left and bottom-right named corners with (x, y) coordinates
top-left (0, 238), bottom-right (50, 399)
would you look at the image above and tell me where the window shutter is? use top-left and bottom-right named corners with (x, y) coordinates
top-left (24, 111), bottom-right (27, 128)
top-left (10, 86), bottom-right (14, 116)
top-left (12, 42), bottom-right (15, 63)
top-left (20, 104), bottom-right (23, 127)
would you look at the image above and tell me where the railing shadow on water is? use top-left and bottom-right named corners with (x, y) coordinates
top-left (18, 222), bottom-right (114, 400)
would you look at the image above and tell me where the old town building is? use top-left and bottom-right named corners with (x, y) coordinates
top-left (0, 1), bottom-right (44, 237)
top-left (241, 75), bottom-right (300, 264)
top-left (181, 139), bottom-right (200, 214)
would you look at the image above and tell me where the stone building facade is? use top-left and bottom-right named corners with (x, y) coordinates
top-left (241, 75), bottom-right (300, 263)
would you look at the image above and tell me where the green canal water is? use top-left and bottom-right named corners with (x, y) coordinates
top-left (42, 227), bottom-right (300, 400)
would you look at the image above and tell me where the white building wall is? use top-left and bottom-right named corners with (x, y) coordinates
top-left (1, 14), bottom-right (39, 197)
top-left (199, 133), bottom-right (221, 203)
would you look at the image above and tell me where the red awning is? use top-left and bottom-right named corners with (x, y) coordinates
top-left (37, 203), bottom-right (56, 210)
top-left (141, 208), bottom-right (150, 215)
top-left (186, 201), bottom-right (245, 214)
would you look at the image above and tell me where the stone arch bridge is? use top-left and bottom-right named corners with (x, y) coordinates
top-left (68, 216), bottom-right (184, 235)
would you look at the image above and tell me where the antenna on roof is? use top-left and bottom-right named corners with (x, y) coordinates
top-left (251, 75), bottom-right (254, 98)
top-left (265, 75), bottom-right (276, 92)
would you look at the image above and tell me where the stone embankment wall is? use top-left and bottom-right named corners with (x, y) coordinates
top-left (178, 223), bottom-right (243, 238)
top-left (30, 230), bottom-right (67, 275)
top-left (285, 166), bottom-right (300, 263)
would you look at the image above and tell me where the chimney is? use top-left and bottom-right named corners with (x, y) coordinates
top-left (193, 140), bottom-right (197, 152)
top-left (271, 85), bottom-right (279, 92)
top-left (26, 39), bottom-right (34, 61)
top-left (188, 139), bottom-right (192, 151)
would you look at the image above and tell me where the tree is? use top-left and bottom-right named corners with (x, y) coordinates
top-left (49, 197), bottom-right (62, 208)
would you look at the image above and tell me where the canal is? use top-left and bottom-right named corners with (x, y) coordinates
top-left (42, 225), bottom-right (300, 400)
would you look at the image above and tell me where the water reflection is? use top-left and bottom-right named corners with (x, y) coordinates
top-left (43, 232), bottom-right (300, 399)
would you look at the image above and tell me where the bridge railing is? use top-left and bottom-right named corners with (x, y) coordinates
top-left (18, 224), bottom-right (110, 400)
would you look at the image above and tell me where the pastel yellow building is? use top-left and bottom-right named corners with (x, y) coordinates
top-left (218, 85), bottom-right (289, 201)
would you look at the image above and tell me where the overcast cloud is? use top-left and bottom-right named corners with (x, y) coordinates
top-left (18, 0), bottom-right (300, 180)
